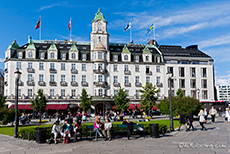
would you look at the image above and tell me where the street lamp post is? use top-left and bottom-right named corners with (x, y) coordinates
top-left (102, 94), bottom-right (105, 121)
top-left (14, 68), bottom-right (22, 138)
top-left (167, 72), bottom-right (174, 131)
top-left (197, 89), bottom-right (200, 101)
top-left (38, 96), bottom-right (41, 123)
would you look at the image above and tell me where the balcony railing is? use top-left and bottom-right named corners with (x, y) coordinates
top-left (60, 81), bottom-right (67, 86)
top-left (157, 83), bottom-right (163, 87)
top-left (113, 82), bottom-right (120, 87)
top-left (71, 69), bottom-right (78, 74)
top-left (146, 71), bottom-right (152, 75)
top-left (135, 82), bottom-right (142, 87)
top-left (93, 69), bottom-right (108, 74)
top-left (38, 81), bottom-right (46, 86)
top-left (124, 70), bottom-right (131, 75)
top-left (93, 81), bottom-right (108, 87)
top-left (124, 82), bottom-right (131, 87)
top-left (27, 81), bottom-right (35, 86)
top-left (27, 68), bottom-right (35, 73)
top-left (49, 81), bottom-right (56, 86)
top-left (4, 68), bottom-right (8, 73)
top-left (49, 69), bottom-right (56, 73)
top-left (71, 81), bottom-right (78, 86)
top-left (81, 82), bottom-right (88, 87)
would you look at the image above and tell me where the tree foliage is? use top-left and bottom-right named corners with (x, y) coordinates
top-left (0, 107), bottom-right (17, 125)
top-left (157, 96), bottom-right (203, 117)
top-left (30, 89), bottom-right (47, 113)
top-left (0, 94), bottom-right (6, 108)
top-left (80, 89), bottom-right (92, 113)
top-left (139, 82), bottom-right (160, 111)
top-left (176, 88), bottom-right (184, 97)
top-left (114, 87), bottom-right (129, 111)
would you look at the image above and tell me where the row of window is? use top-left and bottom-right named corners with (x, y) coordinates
top-left (168, 67), bottom-right (207, 78)
top-left (13, 89), bottom-right (208, 100)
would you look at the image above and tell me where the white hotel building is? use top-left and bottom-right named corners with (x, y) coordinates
top-left (4, 9), bottom-right (215, 115)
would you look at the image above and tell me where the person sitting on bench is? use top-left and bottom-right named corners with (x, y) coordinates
top-left (122, 119), bottom-right (138, 140)
top-left (102, 118), bottom-right (112, 141)
top-left (62, 119), bottom-right (73, 143)
top-left (93, 117), bottom-right (103, 141)
top-left (73, 120), bottom-right (82, 142)
top-left (51, 120), bottom-right (63, 144)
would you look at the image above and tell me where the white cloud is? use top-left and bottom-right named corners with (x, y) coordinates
top-left (197, 33), bottom-right (230, 49)
top-left (38, 4), bottom-right (61, 11)
top-left (0, 58), bottom-right (4, 63)
top-left (216, 74), bottom-right (230, 86)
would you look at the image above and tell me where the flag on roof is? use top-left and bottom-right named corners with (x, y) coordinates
top-left (124, 22), bottom-right (131, 32)
top-left (68, 18), bottom-right (71, 31)
top-left (147, 24), bottom-right (154, 33)
top-left (35, 16), bottom-right (41, 29)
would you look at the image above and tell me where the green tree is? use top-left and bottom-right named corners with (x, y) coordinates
top-left (31, 89), bottom-right (47, 123)
top-left (0, 94), bottom-right (6, 108)
top-left (80, 89), bottom-right (92, 113)
top-left (0, 107), bottom-right (17, 126)
top-left (176, 88), bottom-right (184, 97)
top-left (157, 96), bottom-right (203, 117)
top-left (139, 82), bottom-right (160, 111)
top-left (114, 87), bottom-right (129, 111)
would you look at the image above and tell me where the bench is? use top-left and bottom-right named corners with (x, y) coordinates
top-left (85, 125), bottom-right (95, 140)
top-left (117, 124), bottom-right (128, 138)
top-left (117, 124), bottom-right (145, 138)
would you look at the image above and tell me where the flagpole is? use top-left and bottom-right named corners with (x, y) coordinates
top-left (154, 26), bottom-right (155, 40)
top-left (130, 27), bottom-right (132, 43)
top-left (39, 16), bottom-right (41, 40)
top-left (70, 17), bottom-right (72, 41)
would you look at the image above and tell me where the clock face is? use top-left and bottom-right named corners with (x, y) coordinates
top-left (98, 22), bottom-right (101, 25)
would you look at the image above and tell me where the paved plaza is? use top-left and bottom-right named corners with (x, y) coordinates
top-left (0, 116), bottom-right (230, 154)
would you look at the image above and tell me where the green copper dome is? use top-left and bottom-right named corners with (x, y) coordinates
top-left (143, 46), bottom-right (151, 54)
top-left (94, 8), bottom-right (105, 21)
top-left (7, 40), bottom-right (20, 50)
top-left (48, 42), bottom-right (57, 50)
top-left (122, 45), bottom-right (130, 53)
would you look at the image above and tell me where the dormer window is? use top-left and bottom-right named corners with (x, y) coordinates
top-left (40, 52), bottom-right (44, 59)
top-left (61, 53), bottom-right (66, 60)
top-left (135, 56), bottom-right (139, 62)
top-left (82, 54), bottom-right (86, 61)
top-left (28, 52), bottom-right (33, 58)
top-left (124, 55), bottom-right (128, 60)
top-left (113, 55), bottom-right (118, 62)
top-left (98, 52), bottom-right (102, 59)
top-left (18, 52), bottom-right (22, 59)
top-left (146, 56), bottom-right (149, 61)
top-left (50, 53), bottom-right (55, 58)
top-left (71, 53), bottom-right (76, 59)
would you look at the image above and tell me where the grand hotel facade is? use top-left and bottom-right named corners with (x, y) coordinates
top-left (4, 9), bottom-right (215, 115)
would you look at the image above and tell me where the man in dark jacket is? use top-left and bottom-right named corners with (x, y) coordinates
top-left (122, 119), bottom-right (137, 140)
top-left (186, 111), bottom-right (195, 131)
top-left (177, 111), bottom-right (187, 131)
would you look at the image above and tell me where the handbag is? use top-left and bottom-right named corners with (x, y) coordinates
top-left (225, 117), bottom-right (228, 121)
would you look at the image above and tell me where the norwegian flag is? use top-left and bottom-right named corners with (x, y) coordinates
top-left (68, 18), bottom-right (71, 31)
top-left (35, 16), bottom-right (41, 29)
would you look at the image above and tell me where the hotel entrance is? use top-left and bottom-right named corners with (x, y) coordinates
top-left (95, 103), bottom-right (106, 116)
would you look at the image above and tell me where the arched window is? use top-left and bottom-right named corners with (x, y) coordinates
top-left (146, 56), bottom-right (149, 61)
top-left (124, 55), bottom-right (128, 60)
top-left (71, 53), bottom-right (76, 59)
top-left (28, 52), bottom-right (33, 58)
top-left (50, 53), bottom-right (55, 58)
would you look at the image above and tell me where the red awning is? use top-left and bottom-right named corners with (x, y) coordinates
top-left (112, 104), bottom-right (141, 110)
top-left (10, 104), bottom-right (68, 110)
top-left (45, 104), bottom-right (68, 110)
top-left (10, 105), bottom-right (33, 110)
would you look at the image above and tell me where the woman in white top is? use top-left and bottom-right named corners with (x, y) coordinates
top-left (198, 110), bottom-right (206, 131)
top-left (225, 107), bottom-right (230, 123)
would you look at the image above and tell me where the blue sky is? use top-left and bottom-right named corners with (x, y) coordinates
top-left (0, 0), bottom-right (230, 85)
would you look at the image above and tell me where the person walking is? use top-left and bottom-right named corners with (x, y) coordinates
top-left (198, 109), bottom-right (206, 130)
top-left (225, 107), bottom-right (230, 123)
top-left (209, 106), bottom-right (217, 123)
top-left (122, 119), bottom-right (137, 140)
top-left (218, 107), bottom-right (222, 117)
top-left (204, 108), bottom-right (208, 123)
top-left (177, 111), bottom-right (187, 131)
top-left (186, 111), bottom-right (195, 131)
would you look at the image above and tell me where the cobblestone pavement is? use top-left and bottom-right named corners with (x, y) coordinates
top-left (0, 116), bottom-right (229, 154)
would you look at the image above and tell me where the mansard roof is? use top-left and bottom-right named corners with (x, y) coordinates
top-left (7, 40), bottom-right (20, 50)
